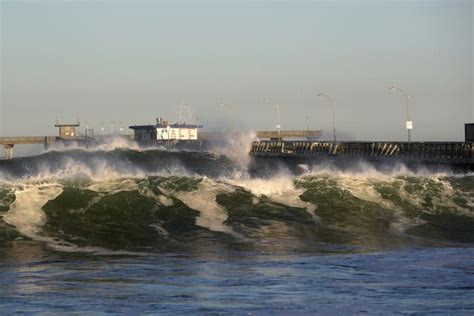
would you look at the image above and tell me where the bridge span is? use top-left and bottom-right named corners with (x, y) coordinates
top-left (0, 137), bottom-right (58, 159)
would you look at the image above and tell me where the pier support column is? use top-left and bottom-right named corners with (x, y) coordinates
top-left (4, 144), bottom-right (14, 160)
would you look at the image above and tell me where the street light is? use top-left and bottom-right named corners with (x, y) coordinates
top-left (316, 93), bottom-right (336, 142)
top-left (389, 86), bottom-right (412, 142)
top-left (265, 99), bottom-right (281, 139)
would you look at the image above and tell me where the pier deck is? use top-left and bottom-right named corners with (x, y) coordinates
top-left (0, 137), bottom-right (57, 159)
top-left (251, 141), bottom-right (474, 166)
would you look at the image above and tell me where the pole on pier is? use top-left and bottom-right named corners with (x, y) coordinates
top-left (3, 144), bottom-right (14, 160)
top-left (389, 86), bottom-right (412, 142)
top-left (276, 104), bottom-right (281, 140)
top-left (316, 93), bottom-right (336, 142)
top-left (265, 99), bottom-right (282, 140)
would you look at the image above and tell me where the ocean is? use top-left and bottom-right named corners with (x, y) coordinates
top-left (0, 145), bottom-right (473, 314)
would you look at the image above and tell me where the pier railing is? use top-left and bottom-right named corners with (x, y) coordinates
top-left (250, 141), bottom-right (474, 164)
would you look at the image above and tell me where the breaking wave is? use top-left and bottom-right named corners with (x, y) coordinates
top-left (0, 147), bottom-right (473, 254)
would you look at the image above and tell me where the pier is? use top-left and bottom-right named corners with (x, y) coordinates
top-left (255, 130), bottom-right (322, 140)
top-left (0, 122), bottom-right (134, 159)
top-left (0, 122), bottom-right (83, 159)
top-left (0, 135), bottom-right (135, 159)
top-left (0, 137), bottom-right (57, 160)
top-left (251, 141), bottom-right (474, 166)
top-left (1, 120), bottom-right (473, 169)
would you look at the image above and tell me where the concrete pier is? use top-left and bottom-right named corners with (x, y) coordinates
top-left (255, 130), bottom-right (322, 140)
top-left (0, 136), bottom-right (57, 159)
top-left (251, 141), bottom-right (474, 166)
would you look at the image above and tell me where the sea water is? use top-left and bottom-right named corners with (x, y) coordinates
top-left (0, 147), bottom-right (473, 314)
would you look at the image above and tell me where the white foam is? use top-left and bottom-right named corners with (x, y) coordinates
top-left (337, 177), bottom-right (396, 210)
top-left (44, 136), bottom-right (140, 153)
top-left (19, 157), bottom-right (147, 183)
top-left (209, 131), bottom-right (256, 170)
top-left (87, 178), bottom-right (139, 193)
top-left (4, 184), bottom-right (63, 237)
top-left (227, 174), bottom-right (318, 221)
top-left (0, 154), bottom-right (193, 186)
top-left (158, 195), bottom-right (174, 207)
top-left (306, 160), bottom-right (467, 181)
top-left (136, 181), bottom-right (176, 208)
top-left (163, 178), bottom-right (238, 236)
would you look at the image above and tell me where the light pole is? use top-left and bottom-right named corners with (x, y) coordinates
top-left (316, 93), bottom-right (336, 142)
top-left (265, 99), bottom-right (281, 139)
top-left (389, 86), bottom-right (412, 142)
top-left (84, 121), bottom-right (89, 137)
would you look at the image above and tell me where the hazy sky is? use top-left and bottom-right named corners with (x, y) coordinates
top-left (1, 0), bottom-right (473, 144)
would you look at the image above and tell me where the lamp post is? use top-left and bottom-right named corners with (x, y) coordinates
top-left (389, 86), bottom-right (412, 142)
top-left (316, 93), bottom-right (336, 142)
top-left (265, 99), bottom-right (281, 139)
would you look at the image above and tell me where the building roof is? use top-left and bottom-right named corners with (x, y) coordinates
top-left (129, 124), bottom-right (203, 130)
top-left (55, 123), bottom-right (80, 127)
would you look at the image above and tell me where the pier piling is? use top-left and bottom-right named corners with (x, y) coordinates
top-left (3, 144), bottom-right (14, 160)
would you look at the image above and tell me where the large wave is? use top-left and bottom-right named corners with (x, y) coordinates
top-left (0, 145), bottom-right (473, 254)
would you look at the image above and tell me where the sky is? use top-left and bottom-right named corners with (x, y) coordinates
top-left (1, 0), bottom-right (473, 149)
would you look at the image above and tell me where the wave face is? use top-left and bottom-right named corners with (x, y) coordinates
top-left (0, 148), bottom-right (473, 254)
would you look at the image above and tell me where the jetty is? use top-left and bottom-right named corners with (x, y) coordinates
top-left (0, 122), bottom-right (133, 159)
top-left (0, 137), bottom-right (57, 160)
top-left (250, 140), bottom-right (474, 167)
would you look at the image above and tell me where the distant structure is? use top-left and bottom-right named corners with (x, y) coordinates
top-left (129, 117), bottom-right (203, 142)
top-left (256, 130), bottom-right (322, 141)
top-left (55, 121), bottom-right (80, 139)
top-left (85, 128), bottom-right (95, 138)
top-left (466, 123), bottom-right (474, 143)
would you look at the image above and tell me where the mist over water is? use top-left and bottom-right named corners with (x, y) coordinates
top-left (0, 144), bottom-right (473, 314)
